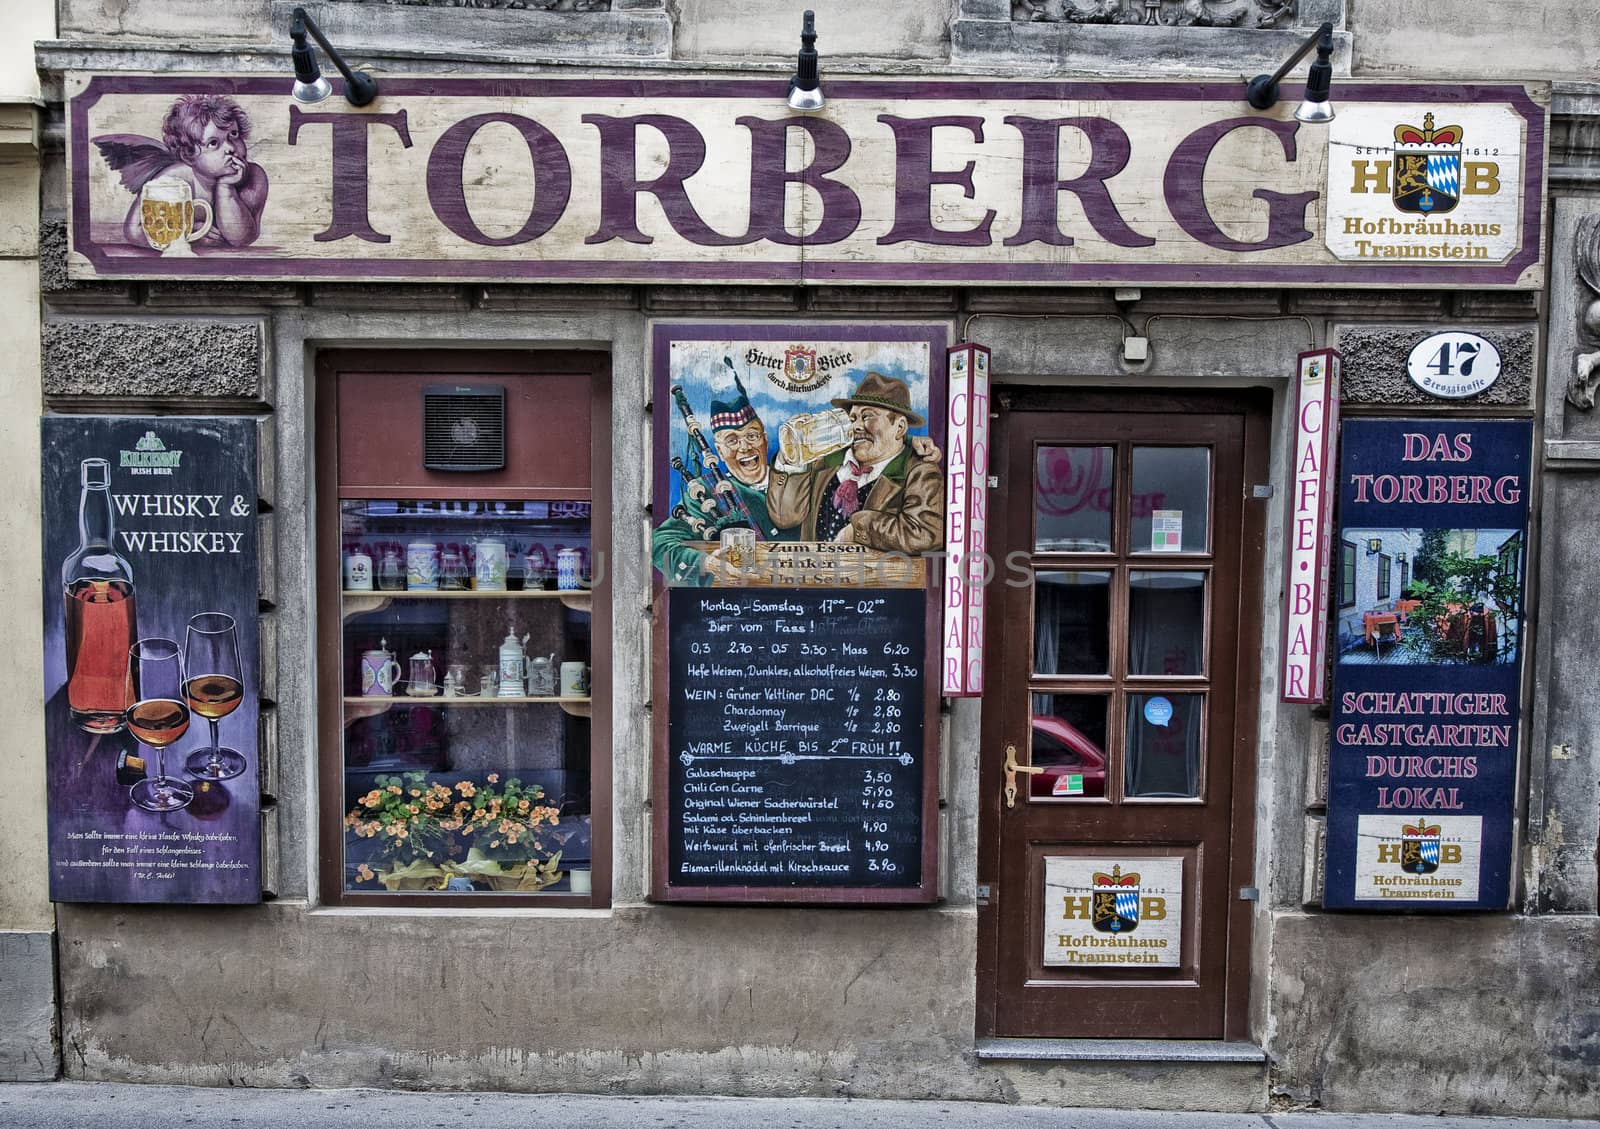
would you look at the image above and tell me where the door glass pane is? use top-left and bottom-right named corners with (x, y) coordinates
top-left (1131, 447), bottom-right (1209, 554)
top-left (1129, 571), bottom-right (1206, 676)
top-left (1029, 695), bottom-right (1108, 800)
top-left (1125, 693), bottom-right (1203, 799)
top-left (1033, 571), bottom-right (1111, 676)
top-left (1035, 446), bottom-right (1114, 552)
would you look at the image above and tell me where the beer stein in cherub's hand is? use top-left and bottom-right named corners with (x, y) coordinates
top-left (139, 176), bottom-right (213, 257)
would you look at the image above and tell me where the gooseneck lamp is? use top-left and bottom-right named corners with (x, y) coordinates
top-left (787, 10), bottom-right (824, 112)
top-left (290, 6), bottom-right (379, 107)
top-left (1245, 20), bottom-right (1336, 124)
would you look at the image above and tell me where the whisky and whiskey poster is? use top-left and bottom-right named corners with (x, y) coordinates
top-left (41, 416), bottom-right (260, 903)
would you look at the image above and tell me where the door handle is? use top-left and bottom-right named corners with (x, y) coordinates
top-left (1004, 743), bottom-right (1042, 809)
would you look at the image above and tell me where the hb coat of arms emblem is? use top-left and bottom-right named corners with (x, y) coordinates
top-left (1400, 822), bottom-right (1442, 874)
top-left (1091, 864), bottom-right (1141, 933)
top-left (1392, 113), bottom-right (1464, 216)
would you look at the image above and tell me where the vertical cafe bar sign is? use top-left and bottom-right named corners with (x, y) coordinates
top-left (41, 417), bottom-right (260, 904)
top-left (943, 343), bottom-right (991, 698)
top-left (1281, 348), bottom-right (1340, 705)
top-left (1323, 418), bottom-right (1531, 910)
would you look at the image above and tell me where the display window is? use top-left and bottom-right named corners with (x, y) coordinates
top-left (316, 352), bottom-right (610, 905)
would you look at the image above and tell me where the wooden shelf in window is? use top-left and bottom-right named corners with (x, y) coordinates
top-left (342, 589), bottom-right (592, 617)
top-left (342, 695), bottom-right (592, 721)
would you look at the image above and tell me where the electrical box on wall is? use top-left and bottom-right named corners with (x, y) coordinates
top-left (423, 384), bottom-right (506, 472)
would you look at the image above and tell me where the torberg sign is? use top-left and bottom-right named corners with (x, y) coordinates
top-left (67, 76), bottom-right (1546, 287)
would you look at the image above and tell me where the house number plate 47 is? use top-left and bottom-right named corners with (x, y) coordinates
top-left (1406, 331), bottom-right (1502, 399)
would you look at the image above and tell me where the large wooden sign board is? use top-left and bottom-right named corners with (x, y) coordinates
top-left (67, 76), bottom-right (1546, 287)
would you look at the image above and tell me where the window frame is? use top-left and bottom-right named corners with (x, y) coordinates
top-left (1340, 540), bottom-right (1357, 609)
top-left (1377, 552), bottom-right (1392, 600)
top-left (314, 349), bottom-right (613, 908)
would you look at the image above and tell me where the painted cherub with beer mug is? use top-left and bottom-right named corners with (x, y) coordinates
top-left (94, 94), bottom-right (270, 254)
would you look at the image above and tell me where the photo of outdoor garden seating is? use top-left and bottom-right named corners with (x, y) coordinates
top-left (1336, 528), bottom-right (1523, 666)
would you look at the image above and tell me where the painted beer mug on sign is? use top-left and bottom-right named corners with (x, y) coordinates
top-left (138, 176), bottom-right (213, 256)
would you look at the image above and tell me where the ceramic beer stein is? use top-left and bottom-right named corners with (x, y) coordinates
top-left (360, 642), bottom-right (402, 697)
top-left (557, 547), bottom-right (584, 591)
top-left (559, 660), bottom-right (590, 698)
top-left (345, 549), bottom-right (373, 591)
top-left (406, 541), bottom-right (440, 590)
top-left (139, 176), bottom-right (214, 257)
top-left (475, 539), bottom-right (508, 591)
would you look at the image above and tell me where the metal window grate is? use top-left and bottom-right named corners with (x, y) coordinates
top-left (423, 384), bottom-right (506, 472)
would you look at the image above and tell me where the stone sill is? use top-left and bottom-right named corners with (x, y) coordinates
top-left (976, 1037), bottom-right (1267, 1063)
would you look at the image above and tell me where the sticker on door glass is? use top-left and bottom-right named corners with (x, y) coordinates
top-left (1143, 695), bottom-right (1174, 727)
top-left (1043, 856), bottom-right (1182, 967)
top-left (1151, 510), bottom-right (1183, 552)
top-left (1051, 773), bottom-right (1085, 797)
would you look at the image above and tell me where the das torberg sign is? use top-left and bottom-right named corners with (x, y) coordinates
top-left (67, 76), bottom-right (1546, 287)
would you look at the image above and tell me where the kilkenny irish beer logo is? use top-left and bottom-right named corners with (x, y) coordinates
top-left (1091, 864), bottom-right (1141, 933)
top-left (1392, 113), bottom-right (1464, 215)
top-left (1401, 822), bottom-right (1442, 875)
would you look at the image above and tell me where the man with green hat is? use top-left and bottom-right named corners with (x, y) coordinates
top-left (651, 374), bottom-right (794, 586)
top-left (769, 371), bottom-right (945, 555)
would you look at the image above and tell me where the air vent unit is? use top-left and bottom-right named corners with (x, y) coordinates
top-left (423, 384), bottom-right (506, 472)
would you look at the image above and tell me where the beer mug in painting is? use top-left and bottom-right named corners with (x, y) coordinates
top-left (139, 176), bottom-right (213, 257)
top-left (778, 407), bottom-right (852, 466)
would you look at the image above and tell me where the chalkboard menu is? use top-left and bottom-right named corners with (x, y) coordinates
top-left (662, 587), bottom-right (933, 902)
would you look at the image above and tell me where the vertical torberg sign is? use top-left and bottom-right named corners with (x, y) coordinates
top-left (66, 76), bottom-right (1546, 286)
top-left (42, 417), bottom-right (260, 904)
top-left (1324, 419), bottom-right (1531, 910)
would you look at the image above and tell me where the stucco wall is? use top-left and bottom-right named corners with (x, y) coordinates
top-left (1351, 1), bottom-right (1600, 82)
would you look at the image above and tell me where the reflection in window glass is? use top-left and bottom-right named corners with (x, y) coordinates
top-left (1035, 446), bottom-right (1114, 552)
top-left (1125, 693), bottom-right (1202, 798)
top-left (1131, 447), bottom-right (1209, 553)
top-left (1028, 695), bottom-right (1108, 799)
top-left (1034, 571), bottom-right (1111, 676)
top-left (1129, 571), bottom-right (1205, 676)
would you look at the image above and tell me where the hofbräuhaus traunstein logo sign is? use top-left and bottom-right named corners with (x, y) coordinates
top-left (1043, 856), bottom-right (1182, 967)
top-left (1325, 104), bottom-right (1532, 268)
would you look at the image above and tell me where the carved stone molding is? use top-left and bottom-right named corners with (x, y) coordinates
top-left (1568, 213), bottom-right (1600, 410)
top-left (1011, 0), bottom-right (1294, 27)
top-left (328, 0), bottom-right (611, 9)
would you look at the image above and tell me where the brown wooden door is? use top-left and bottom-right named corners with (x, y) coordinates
top-left (977, 389), bottom-right (1269, 1041)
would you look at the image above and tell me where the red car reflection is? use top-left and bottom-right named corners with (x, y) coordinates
top-left (1030, 714), bottom-right (1108, 798)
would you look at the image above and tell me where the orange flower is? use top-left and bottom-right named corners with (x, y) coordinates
top-left (362, 790), bottom-right (383, 807)
top-left (456, 781), bottom-right (477, 798)
top-left (408, 788), bottom-right (422, 797)
top-left (517, 799), bottom-right (530, 813)
top-left (487, 773), bottom-right (499, 784)
top-left (356, 863), bottom-right (374, 882)
top-left (387, 785), bottom-right (402, 795)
